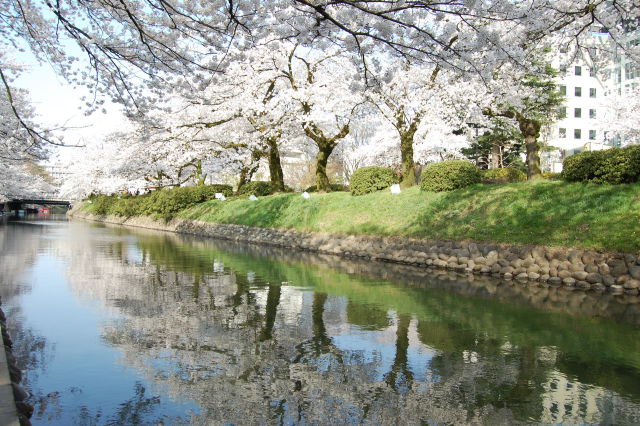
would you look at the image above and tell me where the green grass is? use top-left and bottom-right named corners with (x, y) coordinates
top-left (84, 181), bottom-right (640, 252)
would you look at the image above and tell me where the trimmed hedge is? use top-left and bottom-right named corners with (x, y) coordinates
top-left (561, 146), bottom-right (640, 184)
top-left (350, 166), bottom-right (398, 196)
top-left (87, 184), bottom-right (233, 221)
top-left (237, 181), bottom-right (292, 196)
top-left (420, 160), bottom-right (481, 192)
top-left (482, 167), bottom-right (527, 183)
top-left (305, 183), bottom-right (348, 193)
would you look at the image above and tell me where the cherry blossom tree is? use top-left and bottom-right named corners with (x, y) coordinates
top-left (3, 0), bottom-right (636, 196)
top-left (57, 138), bottom-right (135, 199)
top-left (483, 59), bottom-right (564, 179)
top-left (353, 117), bottom-right (468, 175)
top-left (367, 60), bottom-right (463, 186)
top-left (272, 44), bottom-right (366, 191)
top-left (0, 57), bottom-right (58, 200)
top-left (180, 41), bottom-right (366, 192)
top-left (3, 0), bottom-right (636, 136)
top-left (599, 87), bottom-right (640, 145)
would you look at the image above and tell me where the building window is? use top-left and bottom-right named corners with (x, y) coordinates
top-left (589, 67), bottom-right (596, 77)
top-left (575, 66), bottom-right (582, 76)
top-left (559, 85), bottom-right (566, 95)
top-left (589, 109), bottom-right (596, 119)
top-left (574, 108), bottom-right (582, 118)
top-left (559, 107), bottom-right (567, 118)
top-left (589, 130), bottom-right (597, 140)
top-left (575, 86), bottom-right (582, 97)
top-left (616, 68), bottom-right (622, 84)
top-left (559, 128), bottom-right (567, 138)
top-left (574, 129), bottom-right (582, 139)
top-left (590, 88), bottom-right (597, 98)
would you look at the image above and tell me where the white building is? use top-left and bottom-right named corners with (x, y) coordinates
top-left (544, 55), bottom-right (607, 172)
top-left (544, 31), bottom-right (639, 172)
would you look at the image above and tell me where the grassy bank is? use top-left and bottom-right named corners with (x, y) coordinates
top-left (82, 181), bottom-right (640, 252)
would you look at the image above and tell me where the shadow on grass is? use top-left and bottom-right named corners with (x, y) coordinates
top-left (232, 195), bottom-right (334, 232)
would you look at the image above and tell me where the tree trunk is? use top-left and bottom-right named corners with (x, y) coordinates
top-left (315, 143), bottom-right (334, 192)
top-left (525, 137), bottom-right (542, 179)
top-left (400, 132), bottom-right (416, 187)
top-left (267, 137), bottom-right (285, 192)
top-left (195, 159), bottom-right (206, 186)
top-left (490, 145), bottom-right (501, 169)
top-left (237, 149), bottom-right (263, 191)
top-left (518, 119), bottom-right (542, 179)
top-left (303, 121), bottom-right (348, 192)
top-left (237, 168), bottom-right (250, 191)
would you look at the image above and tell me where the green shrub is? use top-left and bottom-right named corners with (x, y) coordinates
top-left (305, 183), bottom-right (348, 193)
top-left (110, 198), bottom-right (140, 217)
top-left (237, 181), bottom-right (275, 196)
top-left (420, 160), bottom-right (481, 192)
top-left (541, 172), bottom-right (561, 180)
top-left (92, 194), bottom-right (117, 215)
top-left (85, 184), bottom-right (234, 221)
top-left (149, 186), bottom-right (209, 220)
top-left (482, 167), bottom-right (527, 183)
top-left (561, 146), bottom-right (640, 184)
top-left (350, 167), bottom-right (398, 196)
top-left (196, 184), bottom-right (234, 199)
top-left (561, 150), bottom-right (602, 182)
top-left (237, 181), bottom-right (293, 196)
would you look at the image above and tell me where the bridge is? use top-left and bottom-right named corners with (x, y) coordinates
top-left (1, 198), bottom-right (71, 214)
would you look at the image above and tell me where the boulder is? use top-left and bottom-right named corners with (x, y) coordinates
top-left (585, 273), bottom-right (603, 284)
top-left (572, 271), bottom-right (588, 281)
top-left (629, 265), bottom-right (640, 280)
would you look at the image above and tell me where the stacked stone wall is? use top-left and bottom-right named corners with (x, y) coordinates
top-left (69, 210), bottom-right (640, 295)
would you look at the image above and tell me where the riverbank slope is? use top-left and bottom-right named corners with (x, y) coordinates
top-left (82, 182), bottom-right (640, 253)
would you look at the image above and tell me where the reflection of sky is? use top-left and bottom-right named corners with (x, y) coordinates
top-left (17, 255), bottom-right (200, 424)
top-left (4, 219), bottom-right (640, 425)
top-left (332, 322), bottom-right (437, 384)
top-left (125, 241), bottom-right (144, 265)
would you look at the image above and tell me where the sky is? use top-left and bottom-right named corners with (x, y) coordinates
top-left (13, 52), bottom-right (127, 162)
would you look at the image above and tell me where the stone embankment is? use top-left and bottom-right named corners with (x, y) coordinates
top-left (69, 210), bottom-right (640, 295)
top-left (0, 301), bottom-right (32, 425)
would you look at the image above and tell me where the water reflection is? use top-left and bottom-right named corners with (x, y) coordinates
top-left (1, 217), bottom-right (640, 424)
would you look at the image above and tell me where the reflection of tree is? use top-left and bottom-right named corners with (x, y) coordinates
top-left (19, 221), bottom-right (639, 425)
top-left (294, 293), bottom-right (342, 362)
top-left (384, 314), bottom-right (413, 393)
top-left (108, 382), bottom-right (161, 425)
top-left (0, 221), bottom-right (44, 301)
top-left (259, 283), bottom-right (281, 341)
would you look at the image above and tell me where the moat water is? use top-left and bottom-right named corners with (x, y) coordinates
top-left (1, 215), bottom-right (640, 425)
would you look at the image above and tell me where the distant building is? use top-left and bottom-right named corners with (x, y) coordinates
top-left (544, 30), bottom-right (639, 172)
top-left (43, 163), bottom-right (74, 185)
